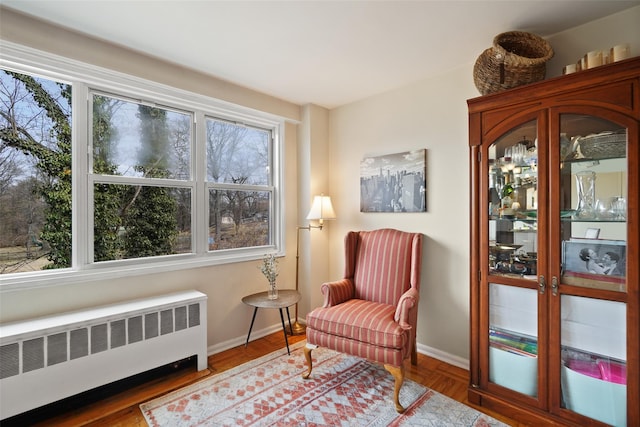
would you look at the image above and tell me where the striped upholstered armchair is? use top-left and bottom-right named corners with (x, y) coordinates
top-left (303, 228), bottom-right (423, 413)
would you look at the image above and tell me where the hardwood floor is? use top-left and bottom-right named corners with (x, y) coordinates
top-left (5, 331), bottom-right (530, 426)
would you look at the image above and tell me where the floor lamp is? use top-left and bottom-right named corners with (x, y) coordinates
top-left (290, 194), bottom-right (336, 335)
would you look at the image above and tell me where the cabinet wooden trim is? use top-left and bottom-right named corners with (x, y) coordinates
top-left (468, 57), bottom-right (640, 114)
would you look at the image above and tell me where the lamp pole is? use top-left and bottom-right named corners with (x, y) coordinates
top-left (291, 222), bottom-right (323, 335)
top-left (291, 194), bottom-right (335, 335)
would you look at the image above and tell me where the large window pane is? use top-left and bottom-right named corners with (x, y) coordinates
top-left (92, 94), bottom-right (192, 180)
top-left (206, 118), bottom-right (273, 252)
top-left (206, 118), bottom-right (270, 185)
top-left (93, 184), bottom-right (191, 261)
top-left (0, 70), bottom-right (72, 273)
top-left (208, 189), bottom-right (270, 250)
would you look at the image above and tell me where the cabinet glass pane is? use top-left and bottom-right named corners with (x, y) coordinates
top-left (559, 115), bottom-right (627, 292)
top-left (561, 295), bottom-right (626, 426)
top-left (488, 120), bottom-right (538, 280)
top-left (489, 283), bottom-right (538, 397)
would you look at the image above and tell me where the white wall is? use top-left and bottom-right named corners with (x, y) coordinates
top-left (546, 6), bottom-right (640, 78)
top-left (328, 66), bottom-right (476, 363)
top-left (297, 104), bottom-right (333, 320)
top-left (326, 5), bottom-right (640, 364)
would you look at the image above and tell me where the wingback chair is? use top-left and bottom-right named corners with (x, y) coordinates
top-left (303, 228), bottom-right (423, 413)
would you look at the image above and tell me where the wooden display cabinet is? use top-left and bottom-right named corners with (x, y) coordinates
top-left (468, 57), bottom-right (639, 426)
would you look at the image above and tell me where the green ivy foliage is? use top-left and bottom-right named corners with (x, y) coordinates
top-left (1, 72), bottom-right (72, 268)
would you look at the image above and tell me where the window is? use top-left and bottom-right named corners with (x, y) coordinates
top-left (206, 118), bottom-right (273, 251)
top-left (90, 92), bottom-right (194, 262)
top-left (0, 46), bottom-right (283, 287)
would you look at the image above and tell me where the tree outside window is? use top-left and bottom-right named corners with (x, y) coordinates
top-left (0, 71), bottom-right (71, 273)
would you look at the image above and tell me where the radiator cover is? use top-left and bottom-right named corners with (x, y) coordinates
top-left (0, 290), bottom-right (208, 419)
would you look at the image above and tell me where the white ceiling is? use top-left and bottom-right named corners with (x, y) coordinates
top-left (3, 1), bottom-right (639, 108)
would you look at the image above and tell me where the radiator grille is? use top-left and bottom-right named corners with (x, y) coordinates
top-left (23, 338), bottom-right (44, 373)
top-left (189, 303), bottom-right (200, 327)
top-left (91, 324), bottom-right (108, 354)
top-left (160, 309), bottom-right (173, 335)
top-left (0, 303), bottom-right (201, 380)
top-left (128, 316), bottom-right (143, 344)
top-left (145, 313), bottom-right (158, 339)
top-left (47, 332), bottom-right (67, 366)
top-left (70, 328), bottom-right (88, 360)
top-left (175, 306), bottom-right (187, 331)
top-left (0, 343), bottom-right (19, 378)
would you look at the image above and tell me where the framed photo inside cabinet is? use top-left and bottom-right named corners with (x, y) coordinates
top-left (562, 239), bottom-right (626, 291)
top-left (360, 149), bottom-right (426, 213)
top-left (584, 228), bottom-right (600, 239)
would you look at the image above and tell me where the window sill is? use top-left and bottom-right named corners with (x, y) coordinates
top-left (0, 250), bottom-right (282, 293)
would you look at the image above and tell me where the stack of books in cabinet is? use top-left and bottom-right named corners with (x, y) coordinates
top-left (489, 328), bottom-right (538, 396)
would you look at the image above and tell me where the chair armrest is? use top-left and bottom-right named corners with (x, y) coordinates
top-left (394, 288), bottom-right (419, 330)
top-left (321, 279), bottom-right (355, 307)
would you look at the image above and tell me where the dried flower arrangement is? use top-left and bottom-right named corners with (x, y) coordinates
top-left (259, 254), bottom-right (279, 283)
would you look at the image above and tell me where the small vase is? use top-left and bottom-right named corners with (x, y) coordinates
top-left (268, 281), bottom-right (278, 300)
top-left (575, 171), bottom-right (596, 219)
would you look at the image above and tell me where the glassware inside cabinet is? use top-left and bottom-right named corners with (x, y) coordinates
top-left (559, 115), bottom-right (627, 292)
top-left (488, 120), bottom-right (538, 280)
top-left (560, 295), bottom-right (626, 426)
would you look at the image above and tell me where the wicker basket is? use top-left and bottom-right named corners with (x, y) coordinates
top-left (474, 31), bottom-right (554, 95)
top-left (578, 131), bottom-right (627, 159)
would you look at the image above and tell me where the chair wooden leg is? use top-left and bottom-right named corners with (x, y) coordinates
top-left (411, 335), bottom-right (418, 366)
top-left (384, 363), bottom-right (406, 413)
top-left (302, 345), bottom-right (313, 379)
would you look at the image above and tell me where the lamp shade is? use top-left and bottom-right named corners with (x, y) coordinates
top-left (306, 195), bottom-right (336, 221)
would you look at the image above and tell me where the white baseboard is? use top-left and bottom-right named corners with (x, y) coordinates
top-left (207, 323), bottom-right (284, 355)
top-left (416, 342), bottom-right (469, 370)
top-left (208, 326), bottom-right (470, 372)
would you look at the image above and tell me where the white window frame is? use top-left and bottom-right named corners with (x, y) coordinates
top-left (0, 42), bottom-right (285, 291)
top-left (86, 90), bottom-right (199, 265)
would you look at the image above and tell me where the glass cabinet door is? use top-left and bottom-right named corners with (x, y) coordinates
top-left (559, 115), bottom-right (627, 292)
top-left (488, 120), bottom-right (539, 281)
top-left (557, 114), bottom-right (628, 426)
top-left (486, 120), bottom-right (540, 397)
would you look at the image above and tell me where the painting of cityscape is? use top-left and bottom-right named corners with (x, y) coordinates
top-left (360, 149), bottom-right (426, 212)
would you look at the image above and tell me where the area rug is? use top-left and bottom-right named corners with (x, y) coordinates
top-left (141, 342), bottom-right (507, 426)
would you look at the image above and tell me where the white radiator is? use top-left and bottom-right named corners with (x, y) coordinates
top-left (0, 290), bottom-right (208, 420)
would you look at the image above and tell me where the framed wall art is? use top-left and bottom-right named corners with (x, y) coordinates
top-left (360, 149), bottom-right (426, 213)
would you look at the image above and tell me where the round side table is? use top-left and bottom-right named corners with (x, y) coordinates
top-left (241, 289), bottom-right (301, 354)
